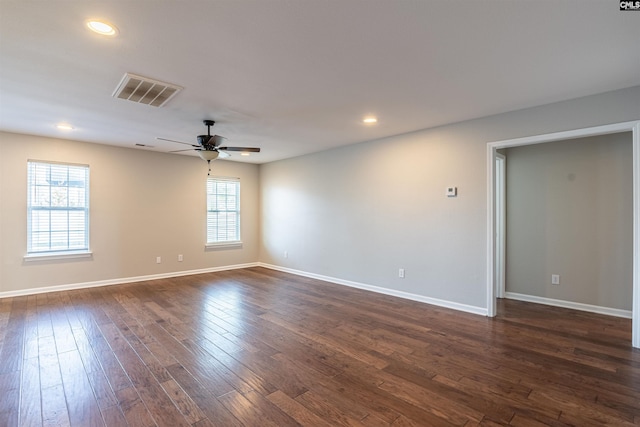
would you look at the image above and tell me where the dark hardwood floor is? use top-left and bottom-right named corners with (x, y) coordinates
top-left (0, 267), bottom-right (638, 426)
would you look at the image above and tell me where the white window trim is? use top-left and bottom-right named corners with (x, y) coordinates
top-left (206, 176), bottom-right (241, 247)
top-left (23, 250), bottom-right (93, 262)
top-left (27, 160), bottom-right (91, 256)
top-left (23, 159), bottom-right (93, 254)
top-left (205, 241), bottom-right (243, 250)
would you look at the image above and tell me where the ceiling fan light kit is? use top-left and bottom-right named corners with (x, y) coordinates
top-left (198, 151), bottom-right (219, 161)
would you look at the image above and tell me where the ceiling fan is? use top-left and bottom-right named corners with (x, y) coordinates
top-left (156, 119), bottom-right (260, 172)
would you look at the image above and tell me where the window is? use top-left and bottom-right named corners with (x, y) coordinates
top-left (27, 161), bottom-right (90, 256)
top-left (206, 177), bottom-right (240, 245)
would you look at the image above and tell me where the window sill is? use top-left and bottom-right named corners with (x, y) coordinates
top-left (23, 251), bottom-right (93, 263)
top-left (205, 241), bottom-right (243, 250)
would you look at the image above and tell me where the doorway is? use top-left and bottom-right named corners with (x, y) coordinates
top-left (486, 120), bottom-right (640, 348)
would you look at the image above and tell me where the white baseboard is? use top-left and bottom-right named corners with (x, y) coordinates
top-left (504, 292), bottom-right (632, 319)
top-left (2, 261), bottom-right (489, 318)
top-left (259, 263), bottom-right (488, 316)
top-left (0, 262), bottom-right (259, 299)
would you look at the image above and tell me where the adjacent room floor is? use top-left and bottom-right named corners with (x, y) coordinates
top-left (0, 267), bottom-right (638, 426)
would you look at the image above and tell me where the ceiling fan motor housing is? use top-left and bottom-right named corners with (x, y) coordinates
top-left (198, 134), bottom-right (226, 150)
top-left (197, 134), bottom-right (213, 148)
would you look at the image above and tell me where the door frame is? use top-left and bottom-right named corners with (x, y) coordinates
top-left (486, 120), bottom-right (640, 348)
top-left (495, 153), bottom-right (506, 299)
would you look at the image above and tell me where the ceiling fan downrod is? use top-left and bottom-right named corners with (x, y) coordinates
top-left (204, 120), bottom-right (214, 136)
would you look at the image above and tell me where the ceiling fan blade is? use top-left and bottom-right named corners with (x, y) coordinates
top-left (156, 137), bottom-right (199, 148)
top-left (218, 147), bottom-right (261, 152)
top-left (169, 148), bottom-right (195, 153)
top-left (211, 135), bottom-right (227, 147)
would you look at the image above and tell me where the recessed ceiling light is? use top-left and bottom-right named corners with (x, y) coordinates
top-left (240, 152), bottom-right (251, 156)
top-left (56, 123), bottom-right (74, 130)
top-left (86, 20), bottom-right (118, 36)
top-left (363, 117), bottom-right (378, 124)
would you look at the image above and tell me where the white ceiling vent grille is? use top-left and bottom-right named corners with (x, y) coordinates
top-left (112, 73), bottom-right (182, 107)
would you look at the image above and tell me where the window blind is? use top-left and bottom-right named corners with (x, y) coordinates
top-left (27, 161), bottom-right (90, 254)
top-left (206, 177), bottom-right (240, 243)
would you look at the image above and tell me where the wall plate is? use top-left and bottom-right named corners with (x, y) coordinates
top-left (446, 186), bottom-right (458, 197)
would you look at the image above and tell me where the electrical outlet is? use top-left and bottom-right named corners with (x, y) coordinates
top-left (551, 274), bottom-right (560, 285)
top-left (178, 254), bottom-right (183, 262)
top-left (156, 256), bottom-right (161, 264)
top-left (398, 268), bottom-right (405, 278)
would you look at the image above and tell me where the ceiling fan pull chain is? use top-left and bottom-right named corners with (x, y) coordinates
top-left (207, 159), bottom-right (211, 176)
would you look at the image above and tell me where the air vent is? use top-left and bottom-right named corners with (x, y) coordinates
top-left (112, 73), bottom-right (182, 107)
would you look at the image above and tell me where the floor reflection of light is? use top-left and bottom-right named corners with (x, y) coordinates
top-left (196, 282), bottom-right (247, 362)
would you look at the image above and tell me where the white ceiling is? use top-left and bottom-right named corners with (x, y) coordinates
top-left (1, 1), bottom-right (639, 164)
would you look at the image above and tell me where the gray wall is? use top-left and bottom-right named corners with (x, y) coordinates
top-left (504, 133), bottom-right (633, 310)
top-left (259, 86), bottom-right (640, 311)
top-left (1, 86), bottom-right (638, 303)
top-left (0, 132), bottom-right (260, 294)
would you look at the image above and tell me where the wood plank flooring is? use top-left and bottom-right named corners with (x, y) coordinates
top-left (0, 267), bottom-right (638, 426)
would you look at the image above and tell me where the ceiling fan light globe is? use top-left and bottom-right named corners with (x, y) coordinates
top-left (198, 150), bottom-right (219, 161)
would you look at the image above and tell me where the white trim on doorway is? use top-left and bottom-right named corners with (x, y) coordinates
top-left (495, 153), bottom-right (506, 299)
top-left (486, 120), bottom-right (640, 348)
